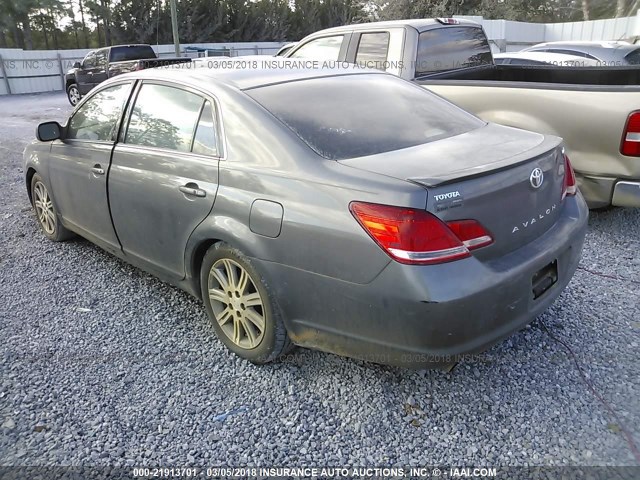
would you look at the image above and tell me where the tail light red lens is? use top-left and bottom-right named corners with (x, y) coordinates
top-left (446, 219), bottom-right (494, 250)
top-left (349, 202), bottom-right (493, 265)
top-left (621, 111), bottom-right (640, 157)
top-left (561, 154), bottom-right (577, 200)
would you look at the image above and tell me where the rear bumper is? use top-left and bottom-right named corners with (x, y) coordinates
top-left (255, 194), bottom-right (589, 368)
top-left (578, 174), bottom-right (640, 208)
top-left (612, 180), bottom-right (640, 208)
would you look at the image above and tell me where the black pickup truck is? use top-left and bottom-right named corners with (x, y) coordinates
top-left (65, 44), bottom-right (191, 106)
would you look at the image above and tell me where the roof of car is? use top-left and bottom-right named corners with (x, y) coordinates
top-left (308, 18), bottom-right (481, 35)
top-left (116, 61), bottom-right (383, 91)
top-left (524, 41), bottom-right (639, 58)
top-left (494, 51), bottom-right (601, 65)
top-left (530, 41), bottom-right (632, 48)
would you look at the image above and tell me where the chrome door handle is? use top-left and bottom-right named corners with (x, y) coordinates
top-left (91, 165), bottom-right (105, 175)
top-left (179, 185), bottom-right (206, 198)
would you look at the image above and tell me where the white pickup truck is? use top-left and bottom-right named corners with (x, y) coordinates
top-left (283, 18), bottom-right (640, 208)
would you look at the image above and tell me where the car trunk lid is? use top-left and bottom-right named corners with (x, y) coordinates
top-left (339, 124), bottom-right (566, 257)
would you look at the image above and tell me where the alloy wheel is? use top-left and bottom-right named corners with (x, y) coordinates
top-left (207, 258), bottom-right (266, 349)
top-left (68, 86), bottom-right (80, 105)
top-left (33, 181), bottom-right (56, 235)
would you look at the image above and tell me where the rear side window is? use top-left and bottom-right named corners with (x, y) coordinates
top-left (246, 74), bottom-right (484, 160)
top-left (547, 48), bottom-right (599, 61)
top-left (110, 45), bottom-right (156, 62)
top-left (125, 84), bottom-right (204, 152)
top-left (625, 49), bottom-right (640, 65)
top-left (67, 83), bottom-right (130, 141)
top-left (289, 35), bottom-right (344, 61)
top-left (192, 101), bottom-right (219, 156)
top-left (508, 59), bottom-right (546, 66)
top-left (416, 27), bottom-right (492, 76)
top-left (356, 32), bottom-right (390, 70)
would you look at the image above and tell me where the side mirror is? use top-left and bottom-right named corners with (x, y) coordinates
top-left (36, 121), bottom-right (63, 142)
top-left (73, 61), bottom-right (81, 68)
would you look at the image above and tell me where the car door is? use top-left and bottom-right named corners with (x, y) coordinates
top-left (108, 81), bottom-right (220, 280)
top-left (76, 51), bottom-right (96, 95)
top-left (47, 81), bottom-right (133, 252)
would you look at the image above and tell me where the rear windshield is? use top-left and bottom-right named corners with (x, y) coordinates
top-left (109, 46), bottom-right (156, 62)
top-left (416, 27), bottom-right (493, 76)
top-left (246, 74), bottom-right (484, 160)
top-left (625, 48), bottom-right (640, 65)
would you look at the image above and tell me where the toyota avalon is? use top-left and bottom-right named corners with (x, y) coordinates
top-left (24, 67), bottom-right (588, 367)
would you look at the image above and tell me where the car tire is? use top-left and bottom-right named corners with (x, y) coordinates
top-left (200, 242), bottom-right (293, 364)
top-left (67, 83), bottom-right (81, 106)
top-left (30, 173), bottom-right (74, 242)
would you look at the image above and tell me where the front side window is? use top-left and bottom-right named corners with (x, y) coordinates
top-left (125, 84), bottom-right (204, 152)
top-left (94, 49), bottom-right (108, 67)
top-left (289, 35), bottom-right (344, 61)
top-left (246, 74), bottom-right (483, 160)
top-left (83, 52), bottom-right (96, 68)
top-left (415, 27), bottom-right (492, 76)
top-left (355, 32), bottom-right (390, 70)
top-left (67, 83), bottom-right (130, 141)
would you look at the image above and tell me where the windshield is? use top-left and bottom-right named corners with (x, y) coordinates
top-left (246, 74), bottom-right (484, 160)
top-left (109, 45), bottom-right (156, 62)
top-left (416, 26), bottom-right (493, 76)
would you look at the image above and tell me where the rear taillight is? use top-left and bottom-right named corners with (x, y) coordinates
top-left (446, 220), bottom-right (494, 250)
top-left (561, 154), bottom-right (577, 200)
top-left (621, 111), bottom-right (640, 157)
top-left (349, 202), bottom-right (493, 265)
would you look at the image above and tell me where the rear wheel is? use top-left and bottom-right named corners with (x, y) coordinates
top-left (200, 242), bottom-right (292, 363)
top-left (30, 174), bottom-right (74, 242)
top-left (67, 83), bottom-right (80, 106)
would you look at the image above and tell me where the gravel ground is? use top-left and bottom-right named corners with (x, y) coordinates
top-left (0, 92), bottom-right (639, 469)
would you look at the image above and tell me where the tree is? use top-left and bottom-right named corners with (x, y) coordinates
top-left (582, 0), bottom-right (590, 19)
top-left (76, 0), bottom-right (90, 47)
top-left (85, 0), bottom-right (112, 46)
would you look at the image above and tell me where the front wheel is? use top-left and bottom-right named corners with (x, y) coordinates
top-left (30, 174), bottom-right (74, 242)
top-left (200, 242), bottom-right (292, 364)
top-left (66, 83), bottom-right (81, 106)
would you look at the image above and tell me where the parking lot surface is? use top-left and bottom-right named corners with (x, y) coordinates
top-left (0, 92), bottom-right (639, 467)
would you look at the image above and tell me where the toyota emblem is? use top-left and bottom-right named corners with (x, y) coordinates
top-left (530, 168), bottom-right (544, 189)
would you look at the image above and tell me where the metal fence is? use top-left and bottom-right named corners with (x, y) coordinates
top-left (0, 42), bottom-right (284, 95)
top-left (456, 12), bottom-right (639, 52)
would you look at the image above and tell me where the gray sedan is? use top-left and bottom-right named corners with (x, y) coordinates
top-left (24, 67), bottom-right (589, 368)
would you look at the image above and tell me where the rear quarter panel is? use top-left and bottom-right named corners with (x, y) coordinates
top-left (184, 86), bottom-right (428, 286)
